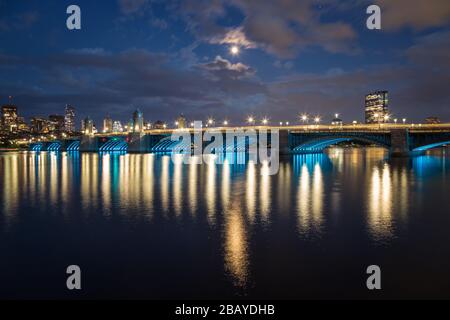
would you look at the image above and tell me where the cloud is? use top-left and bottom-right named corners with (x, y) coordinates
top-left (0, 48), bottom-right (266, 123)
top-left (208, 27), bottom-right (257, 48)
top-left (374, 0), bottom-right (450, 31)
top-left (406, 30), bottom-right (450, 68)
top-left (176, 0), bottom-right (358, 58)
top-left (199, 55), bottom-right (255, 79)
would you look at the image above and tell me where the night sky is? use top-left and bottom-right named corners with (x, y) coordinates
top-left (1, 0), bottom-right (449, 126)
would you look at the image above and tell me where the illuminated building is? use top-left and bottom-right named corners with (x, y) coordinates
top-left (1, 104), bottom-right (18, 133)
top-left (425, 117), bottom-right (441, 124)
top-left (153, 120), bottom-right (165, 130)
top-left (112, 120), bottom-right (123, 133)
top-left (103, 115), bottom-right (113, 133)
top-left (49, 115), bottom-right (65, 132)
top-left (31, 117), bottom-right (53, 133)
top-left (365, 91), bottom-right (389, 124)
top-left (17, 117), bottom-right (29, 132)
top-left (82, 117), bottom-right (94, 135)
top-left (64, 105), bottom-right (76, 133)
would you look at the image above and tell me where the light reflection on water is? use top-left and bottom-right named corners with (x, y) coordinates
top-left (1, 147), bottom-right (450, 298)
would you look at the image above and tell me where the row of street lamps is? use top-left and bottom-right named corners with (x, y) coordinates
top-left (167, 113), bottom-right (409, 129)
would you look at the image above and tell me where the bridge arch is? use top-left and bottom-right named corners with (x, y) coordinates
top-left (412, 140), bottom-right (450, 152)
top-left (291, 135), bottom-right (390, 153)
top-left (99, 137), bottom-right (128, 152)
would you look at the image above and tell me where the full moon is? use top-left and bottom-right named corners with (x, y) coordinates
top-left (230, 45), bottom-right (240, 55)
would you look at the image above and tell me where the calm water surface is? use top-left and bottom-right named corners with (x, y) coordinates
top-left (1, 147), bottom-right (449, 299)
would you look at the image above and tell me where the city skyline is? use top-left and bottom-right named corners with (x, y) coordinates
top-left (0, 0), bottom-right (449, 126)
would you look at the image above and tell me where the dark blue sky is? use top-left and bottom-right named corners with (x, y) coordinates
top-left (1, 0), bottom-right (449, 126)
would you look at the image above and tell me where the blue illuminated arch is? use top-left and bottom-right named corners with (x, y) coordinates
top-left (99, 139), bottom-right (128, 152)
top-left (413, 141), bottom-right (450, 152)
top-left (292, 136), bottom-right (389, 153)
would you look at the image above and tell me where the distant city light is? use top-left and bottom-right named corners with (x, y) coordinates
top-left (314, 117), bottom-right (321, 123)
top-left (247, 116), bottom-right (254, 124)
top-left (262, 118), bottom-right (268, 125)
top-left (223, 120), bottom-right (228, 126)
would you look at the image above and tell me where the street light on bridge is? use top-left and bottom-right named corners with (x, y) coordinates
top-left (247, 116), bottom-right (255, 126)
top-left (300, 114), bottom-right (309, 124)
top-left (262, 118), bottom-right (269, 125)
top-left (402, 118), bottom-right (407, 124)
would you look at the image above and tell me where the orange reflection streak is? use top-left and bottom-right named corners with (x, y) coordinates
top-left (189, 158), bottom-right (198, 215)
top-left (142, 154), bottom-right (155, 219)
top-left (160, 155), bottom-right (169, 213)
top-left (206, 155), bottom-right (216, 226)
top-left (297, 164), bottom-right (311, 234)
top-left (260, 161), bottom-right (271, 223)
top-left (119, 154), bottom-right (130, 210)
top-left (2, 154), bottom-right (19, 226)
top-left (49, 152), bottom-right (58, 206)
top-left (224, 206), bottom-right (249, 287)
top-left (101, 153), bottom-right (111, 216)
top-left (246, 160), bottom-right (256, 224)
top-left (312, 163), bottom-right (324, 231)
top-left (368, 164), bottom-right (394, 242)
top-left (221, 159), bottom-right (230, 211)
top-left (173, 154), bottom-right (182, 216)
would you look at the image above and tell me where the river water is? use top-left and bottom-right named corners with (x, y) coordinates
top-left (0, 147), bottom-right (449, 299)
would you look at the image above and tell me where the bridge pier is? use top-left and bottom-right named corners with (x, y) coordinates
top-left (390, 129), bottom-right (412, 157)
top-left (79, 136), bottom-right (99, 152)
top-left (279, 129), bottom-right (291, 155)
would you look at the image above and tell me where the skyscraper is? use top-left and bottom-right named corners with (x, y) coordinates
top-left (1, 103), bottom-right (18, 133)
top-left (132, 109), bottom-right (144, 133)
top-left (64, 105), bottom-right (76, 133)
top-left (365, 91), bottom-right (389, 124)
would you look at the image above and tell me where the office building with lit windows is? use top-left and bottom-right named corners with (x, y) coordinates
top-left (365, 91), bottom-right (389, 124)
top-left (64, 105), bottom-right (76, 133)
top-left (1, 104), bottom-right (18, 133)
